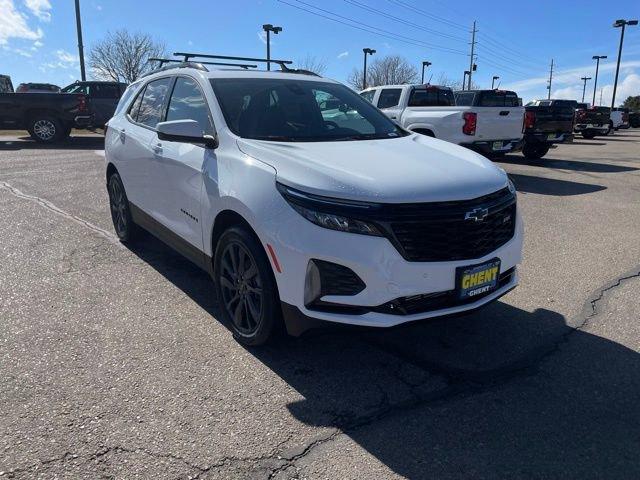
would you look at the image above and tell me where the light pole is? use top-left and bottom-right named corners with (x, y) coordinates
top-left (611, 19), bottom-right (638, 108)
top-left (591, 55), bottom-right (607, 106)
top-left (421, 61), bottom-right (432, 84)
top-left (491, 75), bottom-right (499, 89)
top-left (262, 24), bottom-right (282, 71)
top-left (362, 48), bottom-right (376, 90)
top-left (74, 0), bottom-right (86, 81)
top-left (462, 70), bottom-right (470, 91)
top-left (580, 76), bottom-right (592, 102)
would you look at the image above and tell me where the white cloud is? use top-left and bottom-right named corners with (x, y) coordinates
top-left (337, 51), bottom-right (349, 59)
top-left (96, 4), bottom-right (102, 11)
top-left (30, 39), bottom-right (43, 50)
top-left (257, 31), bottom-right (267, 44)
top-left (24, 0), bottom-right (52, 22)
top-left (56, 49), bottom-right (78, 64)
top-left (0, 0), bottom-right (43, 45)
top-left (40, 49), bottom-right (79, 71)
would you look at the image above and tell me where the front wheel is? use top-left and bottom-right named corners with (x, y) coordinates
top-left (28, 116), bottom-right (63, 143)
top-left (522, 143), bottom-right (550, 160)
top-left (214, 226), bottom-right (281, 346)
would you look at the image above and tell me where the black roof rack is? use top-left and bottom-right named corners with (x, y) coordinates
top-left (172, 52), bottom-right (320, 76)
top-left (149, 58), bottom-right (257, 70)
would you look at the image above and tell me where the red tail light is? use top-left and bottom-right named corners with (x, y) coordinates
top-left (523, 111), bottom-right (535, 131)
top-left (462, 111), bottom-right (477, 135)
top-left (576, 110), bottom-right (587, 121)
top-left (77, 94), bottom-right (88, 112)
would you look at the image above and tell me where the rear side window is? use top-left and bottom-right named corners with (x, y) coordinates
top-left (478, 91), bottom-right (520, 107)
top-left (360, 90), bottom-right (375, 103)
top-left (135, 77), bottom-right (172, 128)
top-left (409, 88), bottom-right (454, 107)
top-left (377, 88), bottom-right (402, 109)
top-left (115, 84), bottom-right (140, 116)
top-left (166, 77), bottom-right (213, 134)
top-left (93, 84), bottom-right (121, 99)
top-left (62, 84), bottom-right (89, 94)
top-left (454, 92), bottom-right (475, 106)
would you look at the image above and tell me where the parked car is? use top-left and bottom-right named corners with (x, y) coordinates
top-left (629, 111), bottom-right (640, 128)
top-left (574, 104), bottom-right (611, 138)
top-left (105, 62), bottom-right (523, 346)
top-left (0, 90), bottom-right (91, 142)
top-left (359, 85), bottom-right (524, 156)
top-left (61, 81), bottom-right (127, 127)
top-left (521, 99), bottom-right (576, 159)
top-left (16, 82), bottom-right (61, 93)
top-left (611, 107), bottom-right (630, 130)
top-left (0, 74), bottom-right (13, 93)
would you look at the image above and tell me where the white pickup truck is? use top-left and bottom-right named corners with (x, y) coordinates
top-left (360, 85), bottom-right (524, 155)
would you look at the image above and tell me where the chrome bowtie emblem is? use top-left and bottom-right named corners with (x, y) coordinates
top-left (465, 207), bottom-right (489, 222)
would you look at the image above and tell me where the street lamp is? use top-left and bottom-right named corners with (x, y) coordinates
top-left (591, 55), bottom-right (607, 106)
top-left (580, 76), bottom-right (592, 102)
top-left (362, 48), bottom-right (376, 90)
top-left (491, 75), bottom-right (499, 89)
top-left (421, 61), bottom-right (432, 84)
top-left (611, 19), bottom-right (638, 108)
top-left (262, 24), bottom-right (283, 71)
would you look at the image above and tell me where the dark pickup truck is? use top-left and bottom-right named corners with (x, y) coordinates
top-left (0, 80), bottom-right (126, 143)
top-left (574, 104), bottom-right (611, 139)
top-left (522, 99), bottom-right (576, 159)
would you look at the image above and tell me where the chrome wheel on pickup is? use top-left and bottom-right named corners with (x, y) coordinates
top-left (28, 116), bottom-right (64, 143)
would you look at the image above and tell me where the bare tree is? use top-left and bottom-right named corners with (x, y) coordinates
top-left (296, 55), bottom-right (328, 76)
top-left (436, 72), bottom-right (478, 91)
top-left (347, 55), bottom-right (418, 89)
top-left (89, 30), bottom-right (166, 83)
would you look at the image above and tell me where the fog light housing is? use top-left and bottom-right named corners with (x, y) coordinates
top-left (304, 259), bottom-right (366, 308)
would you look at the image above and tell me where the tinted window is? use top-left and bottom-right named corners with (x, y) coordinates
top-left (478, 91), bottom-right (520, 107)
top-left (62, 84), bottom-right (89, 94)
top-left (166, 77), bottom-right (213, 134)
top-left (211, 78), bottom-right (406, 142)
top-left (93, 84), bottom-right (121, 99)
top-left (360, 90), bottom-right (375, 103)
top-left (136, 77), bottom-right (171, 128)
top-left (377, 88), bottom-right (402, 109)
top-left (454, 92), bottom-right (475, 106)
top-left (409, 88), bottom-right (454, 107)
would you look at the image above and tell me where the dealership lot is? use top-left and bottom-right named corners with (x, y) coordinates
top-left (1, 131), bottom-right (639, 478)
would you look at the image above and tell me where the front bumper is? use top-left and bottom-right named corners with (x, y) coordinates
top-left (460, 138), bottom-right (524, 154)
top-left (268, 197), bottom-right (524, 331)
top-left (73, 115), bottom-right (93, 128)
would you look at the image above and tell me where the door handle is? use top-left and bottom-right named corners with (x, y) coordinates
top-left (390, 116), bottom-right (397, 119)
top-left (499, 111), bottom-right (509, 116)
top-left (119, 128), bottom-right (126, 141)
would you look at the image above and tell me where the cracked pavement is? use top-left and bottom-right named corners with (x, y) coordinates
top-left (1, 131), bottom-right (639, 479)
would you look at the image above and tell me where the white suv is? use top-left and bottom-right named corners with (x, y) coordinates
top-left (105, 62), bottom-right (523, 345)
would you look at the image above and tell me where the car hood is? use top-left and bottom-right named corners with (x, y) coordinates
top-left (236, 134), bottom-right (509, 203)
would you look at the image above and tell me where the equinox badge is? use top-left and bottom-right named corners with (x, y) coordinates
top-left (464, 207), bottom-right (489, 222)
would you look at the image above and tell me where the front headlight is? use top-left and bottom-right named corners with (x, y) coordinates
top-left (277, 183), bottom-right (383, 236)
top-left (507, 177), bottom-right (517, 195)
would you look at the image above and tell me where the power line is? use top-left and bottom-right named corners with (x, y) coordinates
top-left (475, 41), bottom-right (546, 72)
top-left (343, 0), bottom-right (467, 43)
top-left (467, 21), bottom-right (477, 90)
top-left (474, 48), bottom-right (541, 77)
top-left (477, 32), bottom-right (547, 67)
top-left (277, 0), bottom-right (468, 55)
top-left (385, 0), bottom-right (468, 31)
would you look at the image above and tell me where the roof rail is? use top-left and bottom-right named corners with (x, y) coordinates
top-left (173, 52), bottom-right (296, 71)
top-left (142, 60), bottom-right (209, 78)
top-left (149, 58), bottom-right (257, 70)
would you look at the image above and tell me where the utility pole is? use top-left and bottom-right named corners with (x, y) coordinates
top-left (462, 70), bottom-right (470, 91)
top-left (600, 88), bottom-right (603, 106)
top-left (467, 20), bottom-right (477, 90)
top-left (547, 58), bottom-right (554, 100)
top-left (262, 24), bottom-right (283, 71)
top-left (591, 55), bottom-right (607, 106)
top-left (580, 76), bottom-right (591, 102)
top-left (74, 0), bottom-right (86, 81)
top-left (421, 61), bottom-right (432, 84)
top-left (491, 75), bottom-right (499, 89)
top-left (611, 19), bottom-right (638, 109)
top-left (362, 48), bottom-right (376, 90)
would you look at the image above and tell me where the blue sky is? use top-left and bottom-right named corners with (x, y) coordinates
top-left (1, 0), bottom-right (639, 104)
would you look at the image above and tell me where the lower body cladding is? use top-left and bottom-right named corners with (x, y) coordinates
top-left (460, 138), bottom-right (524, 155)
top-left (271, 207), bottom-right (524, 335)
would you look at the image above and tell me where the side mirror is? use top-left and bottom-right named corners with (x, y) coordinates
top-left (156, 119), bottom-right (218, 148)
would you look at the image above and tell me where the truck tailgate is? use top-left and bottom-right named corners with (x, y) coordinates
top-left (474, 107), bottom-right (524, 140)
top-left (529, 105), bottom-right (575, 133)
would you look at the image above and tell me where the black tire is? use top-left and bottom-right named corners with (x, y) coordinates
top-left (61, 125), bottom-right (72, 139)
top-left (582, 131), bottom-right (596, 140)
top-left (107, 172), bottom-right (139, 243)
top-left (522, 143), bottom-right (550, 160)
top-left (214, 226), bottom-right (281, 346)
top-left (27, 116), bottom-right (63, 143)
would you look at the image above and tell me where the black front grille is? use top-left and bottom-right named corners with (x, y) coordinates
top-left (380, 188), bottom-right (516, 262)
top-left (315, 260), bottom-right (365, 296)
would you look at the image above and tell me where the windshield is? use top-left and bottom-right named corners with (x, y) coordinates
top-left (210, 78), bottom-right (407, 142)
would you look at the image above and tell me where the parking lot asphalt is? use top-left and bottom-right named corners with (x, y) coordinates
top-left (1, 131), bottom-right (639, 479)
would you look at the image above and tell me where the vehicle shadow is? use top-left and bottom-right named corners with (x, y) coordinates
top-left (499, 155), bottom-right (638, 173)
top-left (0, 135), bottom-right (104, 151)
top-left (508, 173), bottom-right (606, 196)
top-left (569, 141), bottom-right (607, 146)
top-left (124, 234), bottom-right (640, 478)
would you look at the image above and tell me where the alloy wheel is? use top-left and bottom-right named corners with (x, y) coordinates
top-left (33, 119), bottom-right (56, 141)
top-left (219, 242), bottom-right (264, 335)
top-left (109, 178), bottom-right (128, 237)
